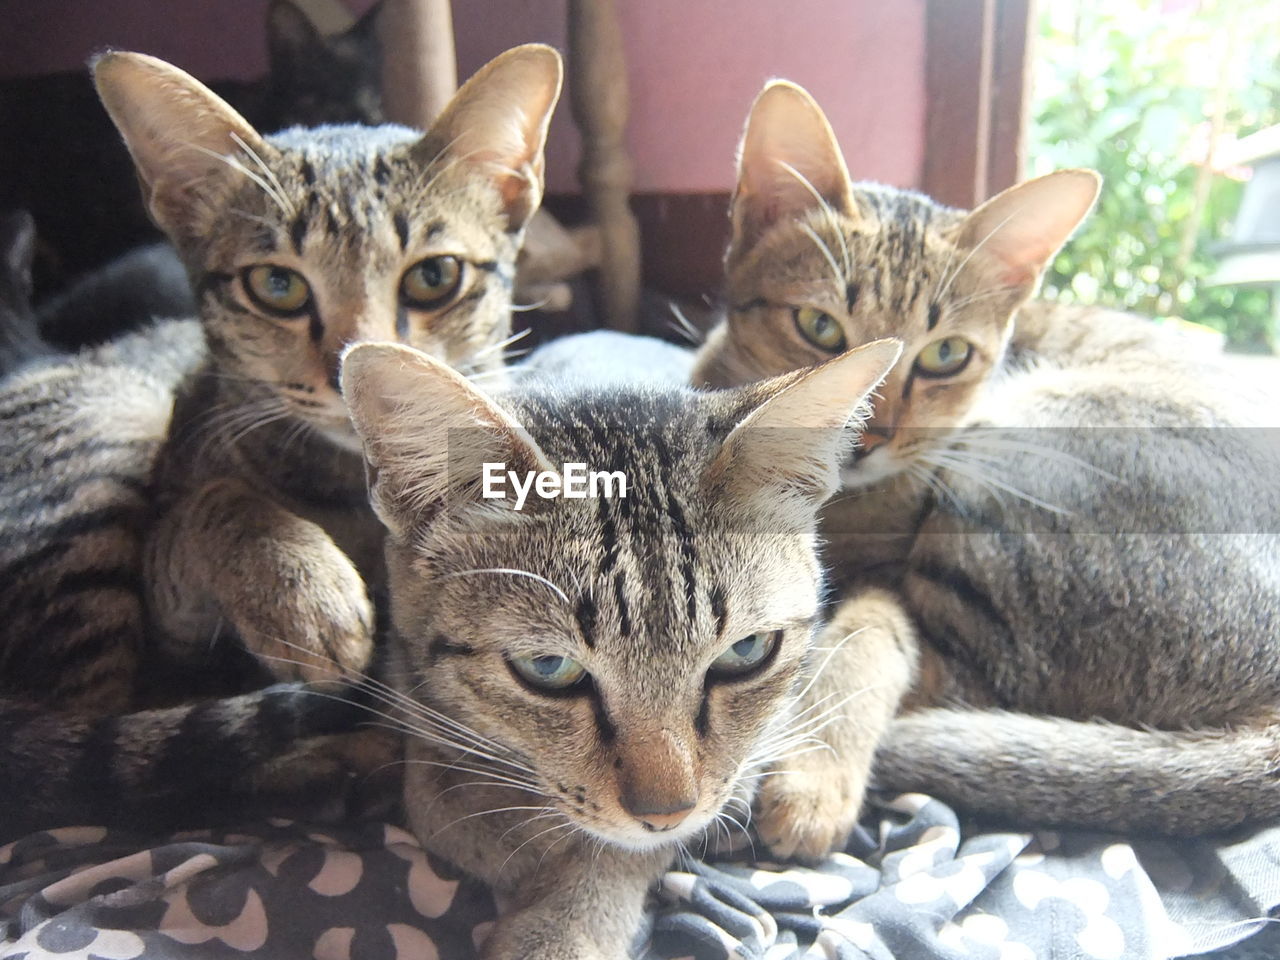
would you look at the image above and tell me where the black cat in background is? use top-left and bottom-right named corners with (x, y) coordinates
top-left (0, 1), bottom-right (383, 323)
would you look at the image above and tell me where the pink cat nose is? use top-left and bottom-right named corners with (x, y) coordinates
top-left (621, 794), bottom-right (696, 832)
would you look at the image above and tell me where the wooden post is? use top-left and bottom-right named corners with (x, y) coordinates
top-left (378, 0), bottom-right (458, 128)
top-left (568, 0), bottom-right (641, 332)
top-left (923, 0), bottom-right (995, 208)
top-left (986, 0), bottom-right (1033, 198)
top-left (922, 0), bottom-right (1032, 207)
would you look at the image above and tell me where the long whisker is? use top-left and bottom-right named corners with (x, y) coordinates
top-left (185, 143), bottom-right (291, 217)
top-left (932, 207), bottom-right (1021, 307)
top-left (777, 159), bottom-right (853, 284)
top-left (230, 132), bottom-right (295, 218)
top-left (667, 301), bottom-right (704, 346)
top-left (435, 567), bottom-right (571, 606)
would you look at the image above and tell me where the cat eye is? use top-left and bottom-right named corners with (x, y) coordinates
top-left (708, 630), bottom-right (781, 678)
top-left (793, 307), bottom-right (847, 353)
top-left (914, 336), bottom-right (972, 377)
top-left (401, 255), bottom-right (464, 309)
top-left (243, 265), bottom-right (312, 316)
top-left (508, 653), bottom-right (587, 691)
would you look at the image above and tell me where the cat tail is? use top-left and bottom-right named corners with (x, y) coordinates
top-left (0, 683), bottom-right (386, 843)
top-left (874, 707), bottom-right (1280, 835)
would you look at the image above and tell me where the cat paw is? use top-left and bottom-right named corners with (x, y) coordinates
top-left (234, 548), bottom-right (375, 685)
top-left (754, 766), bottom-right (866, 863)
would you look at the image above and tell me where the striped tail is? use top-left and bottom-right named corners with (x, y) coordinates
top-left (0, 683), bottom-right (377, 843)
top-left (874, 707), bottom-right (1280, 835)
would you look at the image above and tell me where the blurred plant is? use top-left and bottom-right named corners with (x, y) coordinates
top-left (1030, 0), bottom-right (1280, 350)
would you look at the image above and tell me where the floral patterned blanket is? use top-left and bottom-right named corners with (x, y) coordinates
top-left (4, 792), bottom-right (1278, 960)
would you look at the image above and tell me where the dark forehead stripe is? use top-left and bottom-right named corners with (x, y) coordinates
top-left (575, 593), bottom-right (598, 648)
top-left (290, 212), bottom-right (309, 256)
top-left (710, 584), bottom-right (728, 639)
top-left (652, 433), bottom-right (698, 624)
top-left (373, 157), bottom-right (392, 186)
top-left (613, 570), bottom-right (632, 638)
top-left (393, 211), bottom-right (410, 252)
top-left (845, 282), bottom-right (860, 313)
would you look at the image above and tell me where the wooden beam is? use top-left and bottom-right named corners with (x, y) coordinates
top-left (922, 0), bottom-right (996, 208)
top-left (987, 0), bottom-right (1033, 196)
top-left (378, 0), bottom-right (457, 129)
top-left (568, 0), bottom-right (642, 332)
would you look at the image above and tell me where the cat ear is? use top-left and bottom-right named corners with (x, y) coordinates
top-left (731, 80), bottom-right (856, 255)
top-left (342, 342), bottom-right (554, 538)
top-left (0, 211), bottom-right (36, 294)
top-left (707, 338), bottom-right (902, 505)
top-left (93, 51), bottom-right (275, 241)
top-left (266, 0), bottom-right (324, 68)
top-left (414, 44), bottom-right (563, 232)
top-left (952, 169), bottom-right (1101, 290)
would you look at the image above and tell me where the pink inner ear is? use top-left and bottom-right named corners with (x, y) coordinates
top-left (992, 256), bottom-right (1042, 290)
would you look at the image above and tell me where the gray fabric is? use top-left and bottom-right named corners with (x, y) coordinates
top-left (2, 794), bottom-right (1277, 959)
top-left (518, 331), bottom-right (695, 388)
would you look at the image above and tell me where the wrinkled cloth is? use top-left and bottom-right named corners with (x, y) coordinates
top-left (3, 793), bottom-right (1277, 960)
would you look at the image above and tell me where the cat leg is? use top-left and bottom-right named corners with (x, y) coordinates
top-left (145, 477), bottom-right (375, 684)
top-left (481, 851), bottom-right (661, 960)
top-left (754, 586), bottom-right (918, 861)
top-left (403, 750), bottom-right (666, 960)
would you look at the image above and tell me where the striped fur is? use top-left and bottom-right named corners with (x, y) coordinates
top-left (695, 80), bottom-right (1280, 845)
top-left (97, 46), bottom-right (564, 686)
top-left (339, 337), bottom-right (898, 960)
top-left (0, 46), bottom-right (560, 838)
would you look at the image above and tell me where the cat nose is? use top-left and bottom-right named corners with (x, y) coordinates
top-left (854, 427), bottom-right (891, 458)
top-left (621, 794), bottom-right (697, 832)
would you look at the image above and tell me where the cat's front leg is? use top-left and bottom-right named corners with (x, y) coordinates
top-left (754, 586), bottom-right (918, 861)
top-left (481, 849), bottom-right (663, 960)
top-left (405, 755), bottom-right (667, 960)
top-left (145, 477), bottom-right (375, 683)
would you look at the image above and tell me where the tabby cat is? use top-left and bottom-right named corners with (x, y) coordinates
top-left (694, 79), bottom-right (1280, 852)
top-left (341, 335), bottom-right (900, 960)
top-left (0, 0), bottom-right (384, 297)
top-left (0, 43), bottom-right (560, 838)
top-left (108, 43), bottom-right (561, 683)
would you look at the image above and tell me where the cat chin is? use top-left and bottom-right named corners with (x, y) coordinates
top-left (579, 820), bottom-right (707, 854)
top-left (571, 807), bottom-right (719, 853)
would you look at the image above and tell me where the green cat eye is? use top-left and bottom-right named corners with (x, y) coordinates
top-left (243, 265), bottom-right (312, 316)
top-left (509, 653), bottom-right (587, 690)
top-left (914, 336), bottom-right (972, 377)
top-left (793, 306), bottom-right (847, 353)
top-left (709, 630), bottom-right (781, 678)
top-left (401, 255), bottom-right (463, 309)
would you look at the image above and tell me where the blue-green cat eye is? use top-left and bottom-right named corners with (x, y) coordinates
top-left (709, 630), bottom-right (781, 678)
top-left (509, 653), bottom-right (587, 690)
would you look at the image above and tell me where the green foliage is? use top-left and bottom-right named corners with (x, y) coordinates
top-left (1030, 0), bottom-right (1280, 350)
